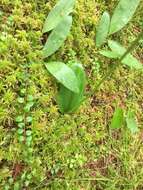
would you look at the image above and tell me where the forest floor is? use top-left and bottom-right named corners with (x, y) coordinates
top-left (0, 0), bottom-right (143, 189)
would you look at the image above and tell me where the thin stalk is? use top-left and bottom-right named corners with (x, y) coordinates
top-left (23, 64), bottom-right (29, 142)
top-left (87, 31), bottom-right (143, 98)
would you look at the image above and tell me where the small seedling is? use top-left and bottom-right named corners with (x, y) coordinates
top-left (96, 0), bottom-right (141, 47)
top-left (43, 0), bottom-right (87, 113)
top-left (110, 107), bottom-right (139, 134)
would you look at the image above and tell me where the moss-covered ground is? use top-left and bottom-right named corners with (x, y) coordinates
top-left (0, 0), bottom-right (143, 189)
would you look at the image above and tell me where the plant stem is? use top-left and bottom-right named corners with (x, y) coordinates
top-left (24, 65), bottom-right (29, 142)
top-left (87, 31), bottom-right (143, 98)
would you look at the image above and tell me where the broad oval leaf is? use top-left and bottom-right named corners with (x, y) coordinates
top-left (108, 40), bottom-right (143, 69)
top-left (126, 111), bottom-right (139, 134)
top-left (109, 0), bottom-right (141, 34)
top-left (96, 11), bottom-right (110, 47)
top-left (43, 16), bottom-right (72, 58)
top-left (45, 62), bottom-right (79, 93)
top-left (57, 62), bottom-right (86, 113)
top-left (43, 0), bottom-right (75, 33)
top-left (110, 107), bottom-right (124, 129)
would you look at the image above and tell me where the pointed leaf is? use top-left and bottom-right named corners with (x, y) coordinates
top-left (45, 62), bottom-right (79, 93)
top-left (108, 40), bottom-right (126, 55)
top-left (43, 0), bottom-right (75, 33)
top-left (108, 40), bottom-right (143, 69)
top-left (99, 50), bottom-right (119, 58)
top-left (109, 0), bottom-right (141, 34)
top-left (110, 108), bottom-right (124, 129)
top-left (57, 62), bottom-right (86, 113)
top-left (43, 16), bottom-right (72, 58)
top-left (126, 111), bottom-right (139, 134)
top-left (96, 11), bottom-right (110, 47)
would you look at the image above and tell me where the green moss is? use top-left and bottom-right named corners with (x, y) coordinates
top-left (0, 0), bottom-right (143, 189)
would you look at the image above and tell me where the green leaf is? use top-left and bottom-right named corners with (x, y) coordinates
top-left (20, 88), bottom-right (26, 96)
top-left (24, 102), bottom-right (34, 112)
top-left (27, 95), bottom-right (34, 102)
top-left (99, 50), bottom-right (119, 58)
top-left (26, 116), bottom-right (33, 123)
top-left (108, 40), bottom-right (125, 55)
top-left (14, 182), bottom-right (20, 190)
top-left (17, 128), bottom-right (24, 135)
top-left (109, 0), bottom-right (141, 34)
top-left (18, 136), bottom-right (24, 142)
top-left (96, 11), bottom-right (110, 47)
top-left (45, 62), bottom-right (79, 93)
top-left (4, 185), bottom-right (10, 190)
top-left (43, 16), bottom-right (72, 58)
top-left (42, 0), bottom-right (75, 33)
top-left (26, 130), bottom-right (32, 136)
top-left (110, 108), bottom-right (124, 129)
top-left (57, 62), bottom-right (86, 113)
top-left (15, 116), bottom-right (24, 123)
top-left (8, 178), bottom-right (14, 185)
top-left (126, 111), bottom-right (139, 134)
top-left (18, 123), bottom-right (25, 128)
top-left (26, 136), bottom-right (32, 143)
top-left (108, 40), bottom-right (143, 69)
top-left (17, 97), bottom-right (24, 104)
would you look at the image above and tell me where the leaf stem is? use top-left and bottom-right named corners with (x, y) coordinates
top-left (87, 31), bottom-right (143, 99)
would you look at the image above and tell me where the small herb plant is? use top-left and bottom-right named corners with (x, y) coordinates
top-left (96, 0), bottom-right (141, 47)
top-left (42, 0), bottom-right (142, 114)
top-left (110, 107), bottom-right (139, 134)
top-left (14, 64), bottom-right (35, 188)
top-left (42, 0), bottom-right (86, 113)
top-left (95, 0), bottom-right (142, 70)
